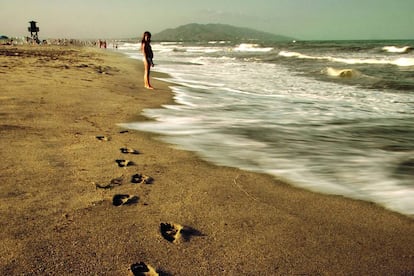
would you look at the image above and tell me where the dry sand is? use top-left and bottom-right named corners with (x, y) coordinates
top-left (0, 45), bottom-right (413, 275)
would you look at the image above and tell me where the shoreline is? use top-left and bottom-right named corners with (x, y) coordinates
top-left (0, 45), bottom-right (413, 275)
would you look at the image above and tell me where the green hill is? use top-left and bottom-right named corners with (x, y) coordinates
top-left (153, 23), bottom-right (294, 42)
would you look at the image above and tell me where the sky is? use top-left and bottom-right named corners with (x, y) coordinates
top-left (1, 0), bottom-right (413, 40)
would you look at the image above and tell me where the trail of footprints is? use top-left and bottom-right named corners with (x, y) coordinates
top-left (95, 135), bottom-right (152, 207)
top-left (95, 134), bottom-right (203, 275)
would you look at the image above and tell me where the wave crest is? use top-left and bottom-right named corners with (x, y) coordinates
top-left (382, 46), bottom-right (412, 53)
top-left (234, 43), bottom-right (273, 52)
top-left (322, 67), bottom-right (361, 78)
top-left (279, 51), bottom-right (414, 67)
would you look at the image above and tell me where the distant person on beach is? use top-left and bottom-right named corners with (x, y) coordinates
top-left (141, 31), bottom-right (154, 89)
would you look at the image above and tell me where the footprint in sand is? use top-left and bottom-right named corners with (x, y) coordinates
top-left (95, 135), bottom-right (110, 141)
top-left (160, 223), bottom-right (203, 243)
top-left (130, 262), bottom-right (160, 276)
top-left (131, 173), bottom-right (153, 184)
top-left (120, 147), bottom-right (140, 154)
top-left (115, 159), bottom-right (135, 167)
top-left (112, 194), bottom-right (139, 206)
top-left (95, 176), bottom-right (124, 189)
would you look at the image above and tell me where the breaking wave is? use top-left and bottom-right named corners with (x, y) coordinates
top-left (233, 43), bottom-right (273, 52)
top-left (279, 50), bottom-right (414, 67)
top-left (382, 45), bottom-right (412, 53)
top-left (322, 67), bottom-right (361, 78)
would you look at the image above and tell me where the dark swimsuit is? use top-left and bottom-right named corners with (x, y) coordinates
top-left (143, 43), bottom-right (153, 64)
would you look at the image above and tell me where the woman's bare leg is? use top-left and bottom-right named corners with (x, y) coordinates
top-left (143, 60), bottom-right (154, 89)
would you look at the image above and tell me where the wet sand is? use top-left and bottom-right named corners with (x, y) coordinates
top-left (0, 45), bottom-right (413, 275)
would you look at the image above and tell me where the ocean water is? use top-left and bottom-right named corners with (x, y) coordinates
top-left (117, 40), bottom-right (414, 217)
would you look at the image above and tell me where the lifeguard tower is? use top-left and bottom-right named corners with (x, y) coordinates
top-left (28, 21), bottom-right (40, 43)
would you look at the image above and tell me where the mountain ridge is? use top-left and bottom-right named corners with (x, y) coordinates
top-left (153, 23), bottom-right (294, 42)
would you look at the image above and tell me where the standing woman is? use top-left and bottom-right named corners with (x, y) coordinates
top-left (141, 31), bottom-right (154, 89)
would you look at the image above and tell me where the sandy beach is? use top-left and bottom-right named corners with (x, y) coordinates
top-left (0, 45), bottom-right (413, 275)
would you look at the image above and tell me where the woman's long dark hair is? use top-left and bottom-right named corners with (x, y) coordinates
top-left (141, 31), bottom-right (151, 44)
